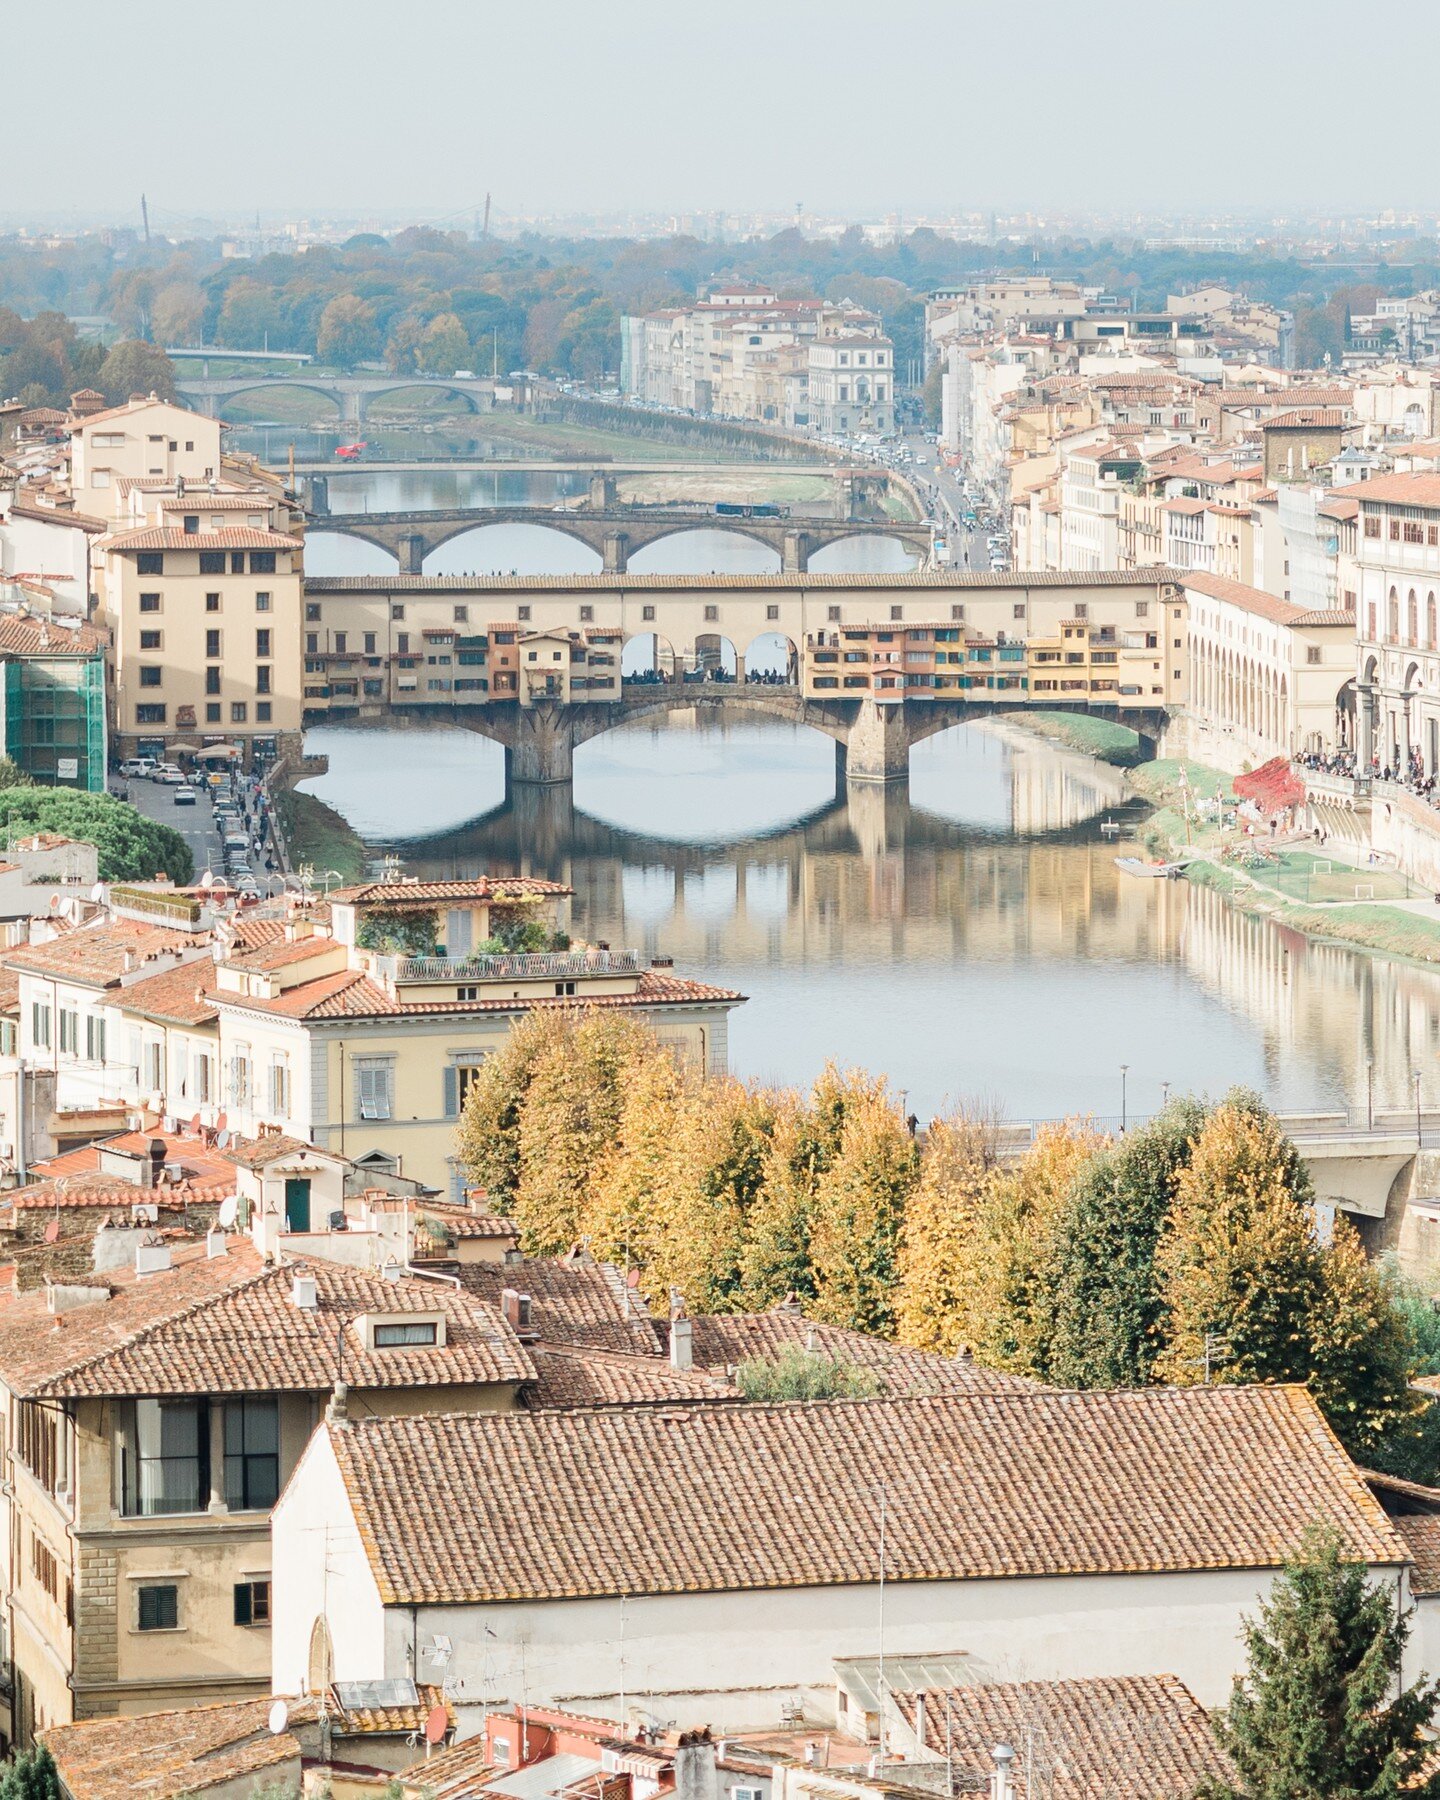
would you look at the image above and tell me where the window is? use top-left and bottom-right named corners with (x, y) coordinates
top-left (231, 702), bottom-right (248, 723)
top-left (642, 605), bottom-right (656, 622)
top-left (139, 666), bottom-right (162, 688)
top-left (183, 514), bottom-right (199, 535)
top-left (256, 629), bottom-right (272, 657)
top-left (554, 980), bottom-right (576, 997)
top-left (86, 1016), bottom-right (105, 1062)
top-left (234, 1580), bottom-right (271, 1627)
top-left (58, 1010), bottom-right (80, 1056)
top-left (517, 605), bottom-right (531, 622)
top-left (30, 1535), bottom-right (59, 1604)
top-left (454, 605), bottom-right (469, 624)
top-left (137, 1584), bottom-right (179, 1632)
top-left (306, 633), bottom-right (318, 655)
top-left (364, 632), bottom-right (376, 654)
top-left (144, 1039), bottom-right (163, 1092)
top-left (396, 632), bottom-right (410, 654)
top-left (206, 703), bottom-right (222, 723)
top-left (829, 605), bottom-right (842, 621)
top-left (578, 604), bottom-right (593, 623)
top-left (199, 551), bottom-right (226, 574)
top-left (255, 591), bottom-right (271, 612)
top-left (137, 552), bottom-right (164, 575)
top-left (249, 552), bottom-right (276, 574)
top-left (373, 1321), bottom-right (438, 1347)
top-left (256, 667), bottom-right (272, 695)
top-left (257, 702), bottom-right (272, 722)
top-left (391, 604), bottom-right (405, 621)
top-left (139, 592), bottom-right (161, 613)
top-left (122, 1399), bottom-right (207, 1516)
top-left (305, 603), bottom-right (323, 626)
top-left (206, 591), bottom-right (221, 612)
top-left (356, 1058), bottom-right (393, 1120)
top-left (1306, 645), bottom-right (1322, 664)
top-left (139, 630), bottom-right (162, 650)
top-left (950, 604), bottom-right (964, 621)
top-left (206, 667), bottom-right (221, 695)
top-left (136, 705), bottom-right (167, 725)
top-left (224, 1399), bottom-right (279, 1511)
top-left (890, 605), bottom-right (903, 621)
top-left (206, 629), bottom-right (221, 659)
top-left (1135, 601), bottom-right (1150, 618)
top-left (704, 605), bottom-right (719, 623)
top-left (1013, 603), bottom-right (1026, 620)
top-left (269, 1056), bottom-right (289, 1114)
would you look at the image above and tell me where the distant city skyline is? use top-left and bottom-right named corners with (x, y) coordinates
top-left (9, 0), bottom-right (1440, 225)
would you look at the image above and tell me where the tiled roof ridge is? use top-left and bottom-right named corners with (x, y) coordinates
top-left (29, 1255), bottom-right (279, 1394)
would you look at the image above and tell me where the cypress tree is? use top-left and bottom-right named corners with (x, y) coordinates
top-left (1203, 1525), bottom-right (1440, 1800)
top-left (0, 1745), bottom-right (63, 1800)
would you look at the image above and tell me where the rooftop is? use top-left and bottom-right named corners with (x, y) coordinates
top-left (324, 1384), bottom-right (1402, 1607)
top-left (328, 876), bottom-right (573, 906)
top-left (42, 1695), bottom-right (318, 1800)
top-left (4, 921), bottom-right (206, 988)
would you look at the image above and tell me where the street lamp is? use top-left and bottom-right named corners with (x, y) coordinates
top-left (1367, 1056), bottom-right (1375, 1131)
top-left (1160, 1080), bottom-right (1171, 1112)
top-left (1120, 1064), bottom-right (1129, 1133)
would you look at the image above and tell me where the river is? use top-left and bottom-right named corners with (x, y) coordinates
top-left (272, 441), bottom-right (1440, 1123)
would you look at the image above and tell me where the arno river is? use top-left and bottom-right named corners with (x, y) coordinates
top-left (274, 438), bottom-right (1440, 1123)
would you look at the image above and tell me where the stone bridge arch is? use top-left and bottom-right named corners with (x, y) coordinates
top-left (215, 380), bottom-right (348, 420)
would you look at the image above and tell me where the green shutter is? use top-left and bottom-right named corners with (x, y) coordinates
top-left (443, 1064), bottom-right (459, 1119)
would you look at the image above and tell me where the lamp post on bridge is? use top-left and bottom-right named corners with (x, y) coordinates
top-left (1120, 1064), bottom-right (1129, 1134)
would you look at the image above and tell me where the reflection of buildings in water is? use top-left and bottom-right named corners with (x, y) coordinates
top-left (978, 722), bottom-right (1133, 836)
top-left (1178, 881), bottom-right (1440, 1109)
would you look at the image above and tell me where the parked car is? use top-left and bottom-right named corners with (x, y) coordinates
top-left (118, 757), bottom-right (156, 779)
top-left (153, 764), bottom-right (186, 785)
top-left (173, 786), bottom-right (198, 806)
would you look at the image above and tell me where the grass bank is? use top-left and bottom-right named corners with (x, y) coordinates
top-left (274, 788), bottom-right (369, 886)
top-left (1018, 711), bottom-right (1149, 767)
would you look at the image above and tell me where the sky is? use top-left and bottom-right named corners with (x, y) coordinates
top-left (8, 0), bottom-right (1435, 227)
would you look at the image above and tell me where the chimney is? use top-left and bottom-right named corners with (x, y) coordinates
top-left (326, 1380), bottom-right (349, 1427)
top-left (291, 1273), bottom-right (318, 1310)
top-left (990, 1744), bottom-right (1015, 1800)
top-left (206, 1229), bottom-right (227, 1258)
top-left (500, 1287), bottom-right (536, 1339)
top-left (148, 1137), bottom-right (167, 1186)
top-left (134, 1242), bottom-right (171, 1277)
top-left (670, 1316), bottom-right (693, 1372)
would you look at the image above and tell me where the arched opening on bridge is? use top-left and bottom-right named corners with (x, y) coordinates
top-left (692, 632), bottom-right (739, 682)
top-left (807, 534), bottom-right (921, 574)
top-left (216, 384), bottom-right (344, 425)
top-left (627, 530), bottom-right (781, 575)
top-left (365, 384), bottom-right (482, 416)
top-left (743, 630), bottom-right (800, 686)
top-left (424, 524), bottom-right (602, 577)
top-left (302, 529), bottom-right (400, 578)
top-left (623, 631), bottom-right (680, 684)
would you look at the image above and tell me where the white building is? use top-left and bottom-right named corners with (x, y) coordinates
top-left (1353, 473), bottom-right (1440, 775)
top-left (806, 337), bottom-right (894, 438)
top-left (271, 1385), bottom-right (1408, 1726)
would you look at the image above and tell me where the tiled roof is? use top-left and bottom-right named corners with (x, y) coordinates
top-left (1352, 473), bottom-right (1440, 509)
top-left (99, 526), bottom-right (301, 551)
top-left (1182, 571), bottom-right (1308, 625)
top-left (114, 956), bottom-right (219, 1025)
top-left (0, 1174), bottom-right (233, 1215)
top-left (1394, 1515), bottom-right (1440, 1596)
top-left (305, 570), bottom-right (1180, 594)
top-left (4, 923), bottom-right (206, 988)
top-left (459, 1254), bottom-right (661, 1357)
top-left (0, 612), bottom-right (107, 657)
top-left (327, 1385), bottom-right (1405, 1607)
top-left (219, 1131), bottom-right (324, 1169)
top-left (333, 1682), bottom-right (451, 1736)
top-left (527, 1343), bottom-right (736, 1408)
top-left (42, 1695), bottom-right (318, 1800)
top-left (687, 1309), bottom-right (1038, 1394)
top-left (328, 877), bottom-right (573, 905)
top-left (398, 1735), bottom-right (498, 1800)
top-left (895, 1675), bottom-right (1228, 1800)
top-left (0, 1238), bottom-right (536, 1398)
top-left (221, 967), bottom-right (744, 1021)
top-left (221, 933), bottom-right (338, 971)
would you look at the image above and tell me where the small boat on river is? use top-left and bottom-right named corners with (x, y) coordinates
top-left (1114, 856), bottom-right (1185, 879)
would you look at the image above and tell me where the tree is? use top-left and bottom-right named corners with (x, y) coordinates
top-left (96, 339), bottom-right (175, 403)
top-left (455, 1008), bottom-right (576, 1207)
top-left (0, 1743), bottom-right (62, 1800)
top-left (1046, 1098), bottom-right (1207, 1387)
top-left (737, 1089), bottom-right (824, 1310)
top-left (585, 1047), bottom-right (692, 1275)
top-left (807, 1075), bottom-right (918, 1336)
top-left (0, 789), bottom-right (190, 883)
top-left (1201, 1525), bottom-right (1440, 1800)
top-left (1308, 1221), bottom-right (1423, 1469)
top-left (383, 312), bottom-right (426, 375)
top-left (316, 295), bottom-right (380, 369)
top-left (735, 1346), bottom-right (883, 1402)
top-left (150, 281), bottom-right (207, 346)
top-left (895, 1110), bottom-right (1000, 1354)
top-left (416, 312), bottom-right (471, 375)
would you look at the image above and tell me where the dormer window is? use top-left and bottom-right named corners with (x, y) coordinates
top-left (374, 1321), bottom-right (438, 1347)
top-left (354, 1311), bottom-right (446, 1350)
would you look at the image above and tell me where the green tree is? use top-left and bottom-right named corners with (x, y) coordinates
top-left (383, 312), bottom-right (426, 375)
top-left (0, 789), bottom-right (190, 882)
top-left (316, 295), bottom-right (380, 369)
top-left (737, 1091), bottom-right (824, 1309)
top-left (150, 281), bottom-right (207, 346)
top-left (96, 339), bottom-right (175, 403)
top-left (1202, 1526), bottom-right (1440, 1800)
top-left (0, 1743), bottom-right (62, 1800)
top-left (735, 1345), bottom-right (883, 1402)
top-left (1046, 1097), bottom-right (1207, 1387)
top-left (416, 312), bottom-right (471, 375)
top-left (455, 1007), bottom-right (575, 1206)
top-left (807, 1076), bottom-right (918, 1336)
top-left (1309, 1221), bottom-right (1423, 1470)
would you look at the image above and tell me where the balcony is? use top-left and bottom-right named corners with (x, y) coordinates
top-left (393, 949), bottom-right (642, 983)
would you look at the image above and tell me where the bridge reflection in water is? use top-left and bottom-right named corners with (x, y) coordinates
top-left (299, 714), bottom-right (1440, 1124)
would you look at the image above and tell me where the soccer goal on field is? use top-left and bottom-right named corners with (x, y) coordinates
top-left (1313, 859), bottom-right (1332, 874)
top-left (1354, 883), bottom-right (1375, 900)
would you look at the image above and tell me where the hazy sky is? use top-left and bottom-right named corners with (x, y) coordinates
top-left (10, 0), bottom-right (1433, 226)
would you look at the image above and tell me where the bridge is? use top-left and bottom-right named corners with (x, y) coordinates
top-left (166, 346), bottom-right (313, 368)
top-left (174, 371), bottom-right (497, 421)
top-left (306, 504), bottom-right (932, 573)
top-left (297, 459), bottom-right (849, 479)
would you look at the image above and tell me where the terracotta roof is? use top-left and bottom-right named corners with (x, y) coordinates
top-left (325, 1385), bottom-right (1405, 1607)
top-left (70, 395), bottom-right (196, 431)
top-left (4, 923), bottom-right (205, 988)
top-left (156, 492), bottom-right (276, 512)
top-left (1263, 408), bottom-right (1349, 430)
top-left (1353, 473), bottom-right (1440, 509)
top-left (219, 1131), bottom-right (323, 1170)
top-left (1394, 1515), bottom-right (1440, 1597)
top-left (1182, 571), bottom-right (1307, 625)
top-left (0, 1238), bottom-right (536, 1399)
top-left (332, 1682), bottom-right (451, 1736)
top-left (114, 957), bottom-right (219, 1025)
top-left (100, 525), bottom-right (301, 552)
top-left (688, 1310), bottom-right (1038, 1394)
top-left (527, 1343), bottom-right (737, 1409)
top-left (895, 1675), bottom-right (1228, 1800)
top-left (221, 933), bottom-right (338, 971)
top-left (2, 497), bottom-right (107, 533)
top-left (0, 1174), bottom-right (233, 1216)
top-left (0, 612), bottom-right (106, 657)
top-left (221, 966), bottom-right (744, 1021)
top-left (1290, 608), bottom-right (1355, 628)
top-left (42, 1695), bottom-right (318, 1800)
top-left (305, 570), bottom-right (1180, 594)
top-left (328, 877), bottom-right (573, 905)
top-left (459, 1255), bottom-right (662, 1357)
top-left (398, 1736), bottom-right (498, 1800)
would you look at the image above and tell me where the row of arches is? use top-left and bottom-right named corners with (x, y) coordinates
top-left (180, 380), bottom-right (485, 421)
top-left (624, 629), bottom-right (798, 681)
top-left (1381, 584), bottom-right (1440, 653)
top-left (305, 521), bottom-right (921, 579)
top-left (1190, 637), bottom-right (1302, 751)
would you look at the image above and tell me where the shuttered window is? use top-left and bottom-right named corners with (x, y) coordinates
top-left (356, 1059), bottom-right (393, 1120)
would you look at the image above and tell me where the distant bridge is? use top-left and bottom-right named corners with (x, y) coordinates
top-left (174, 371), bottom-right (496, 421)
top-left (306, 504), bottom-right (932, 573)
top-left (166, 346), bottom-right (313, 367)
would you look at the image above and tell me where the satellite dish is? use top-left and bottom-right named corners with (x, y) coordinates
top-left (216, 1112), bottom-right (228, 1131)
top-left (43, 1220), bottom-right (60, 1244)
top-left (626, 1267), bottom-right (641, 1289)
top-left (89, 882), bottom-right (106, 903)
top-left (217, 1196), bottom-right (239, 1229)
top-left (189, 1113), bottom-right (202, 1134)
top-left (201, 870), bottom-right (214, 887)
top-left (216, 1129), bottom-right (230, 1148)
top-left (268, 1700), bottom-right (289, 1737)
top-left (425, 1703), bottom-right (448, 1747)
